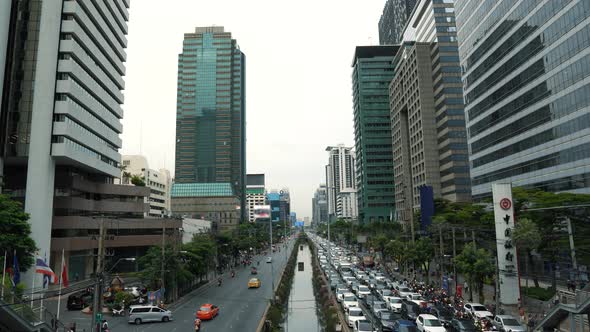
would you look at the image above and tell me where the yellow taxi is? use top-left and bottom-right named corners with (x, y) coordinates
top-left (248, 278), bottom-right (261, 288)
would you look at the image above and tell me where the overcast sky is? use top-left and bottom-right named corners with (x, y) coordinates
top-left (121, 0), bottom-right (386, 219)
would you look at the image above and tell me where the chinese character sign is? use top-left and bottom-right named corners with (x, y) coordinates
top-left (492, 183), bottom-right (521, 305)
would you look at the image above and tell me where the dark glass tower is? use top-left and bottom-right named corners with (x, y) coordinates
top-left (175, 26), bottom-right (246, 218)
top-left (455, 0), bottom-right (590, 199)
top-left (352, 46), bottom-right (398, 224)
top-left (378, 0), bottom-right (417, 45)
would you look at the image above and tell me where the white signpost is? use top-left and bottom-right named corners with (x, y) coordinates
top-left (492, 183), bottom-right (521, 305)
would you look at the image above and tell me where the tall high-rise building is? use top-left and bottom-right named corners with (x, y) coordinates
top-left (175, 26), bottom-right (246, 219)
top-left (325, 144), bottom-right (355, 220)
top-left (0, 0), bottom-right (131, 282)
top-left (455, 0), bottom-right (590, 198)
top-left (352, 46), bottom-right (398, 224)
top-left (312, 184), bottom-right (329, 225)
top-left (378, 0), bottom-right (417, 45)
top-left (391, 0), bottom-right (471, 223)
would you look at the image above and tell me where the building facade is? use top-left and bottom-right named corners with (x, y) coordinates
top-left (379, 0), bottom-right (418, 45)
top-left (325, 144), bottom-right (355, 220)
top-left (174, 26), bottom-right (246, 219)
top-left (455, 0), bottom-right (590, 198)
top-left (391, 42), bottom-right (441, 222)
top-left (336, 188), bottom-right (358, 220)
top-left (246, 173), bottom-right (265, 223)
top-left (0, 0), bottom-right (130, 284)
top-left (312, 184), bottom-right (329, 225)
top-left (171, 183), bottom-right (240, 232)
top-left (400, 0), bottom-right (471, 206)
top-left (120, 155), bottom-right (172, 217)
top-left (352, 46), bottom-right (398, 224)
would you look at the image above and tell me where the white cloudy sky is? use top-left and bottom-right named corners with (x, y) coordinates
top-left (121, 0), bottom-right (386, 219)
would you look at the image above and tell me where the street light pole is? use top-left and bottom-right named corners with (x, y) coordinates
top-left (270, 218), bottom-right (274, 301)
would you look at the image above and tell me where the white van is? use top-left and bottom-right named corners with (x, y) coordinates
top-left (128, 305), bottom-right (173, 324)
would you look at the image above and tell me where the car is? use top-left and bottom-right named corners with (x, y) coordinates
top-left (128, 305), bottom-right (173, 324)
top-left (250, 266), bottom-right (258, 274)
top-left (379, 289), bottom-right (395, 301)
top-left (448, 318), bottom-right (477, 332)
top-left (378, 311), bottom-right (402, 331)
top-left (392, 319), bottom-right (418, 332)
top-left (248, 278), bottom-right (261, 288)
top-left (375, 272), bottom-right (386, 281)
top-left (344, 276), bottom-right (357, 287)
top-left (430, 306), bottom-right (454, 328)
top-left (371, 300), bottom-right (389, 316)
top-left (354, 319), bottom-right (378, 332)
top-left (464, 303), bottom-right (493, 320)
top-left (336, 287), bottom-right (349, 302)
top-left (397, 286), bottom-right (413, 298)
top-left (67, 289), bottom-right (93, 310)
top-left (401, 300), bottom-right (422, 321)
top-left (363, 294), bottom-right (378, 309)
top-left (266, 257), bottom-right (272, 263)
top-left (342, 293), bottom-right (359, 311)
top-left (357, 285), bottom-right (371, 299)
top-left (492, 315), bottom-right (526, 332)
top-left (346, 307), bottom-right (366, 327)
top-left (406, 293), bottom-right (427, 307)
top-left (388, 297), bottom-right (403, 312)
top-left (416, 314), bottom-right (445, 332)
top-left (196, 303), bottom-right (219, 320)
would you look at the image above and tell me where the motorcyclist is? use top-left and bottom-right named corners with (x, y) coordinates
top-left (231, 270), bottom-right (235, 278)
top-left (217, 277), bottom-right (222, 286)
top-left (194, 317), bottom-right (202, 331)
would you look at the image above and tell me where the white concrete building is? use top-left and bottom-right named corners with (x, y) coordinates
top-left (325, 144), bottom-right (356, 220)
top-left (246, 174), bottom-right (265, 222)
top-left (0, 0), bottom-right (130, 287)
top-left (182, 218), bottom-right (212, 243)
top-left (121, 155), bottom-right (172, 217)
top-left (336, 189), bottom-right (358, 220)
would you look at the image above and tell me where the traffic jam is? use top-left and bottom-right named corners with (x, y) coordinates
top-left (309, 233), bottom-right (526, 332)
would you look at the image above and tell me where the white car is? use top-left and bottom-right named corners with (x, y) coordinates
top-left (266, 257), bottom-right (272, 263)
top-left (346, 307), bottom-right (366, 327)
top-left (387, 297), bottom-right (403, 312)
top-left (344, 276), bottom-right (357, 287)
top-left (397, 286), bottom-right (412, 298)
top-left (416, 314), bottom-right (445, 332)
top-left (407, 293), bottom-right (427, 306)
top-left (342, 293), bottom-right (359, 311)
top-left (374, 273), bottom-right (386, 281)
top-left (464, 302), bottom-right (493, 319)
top-left (357, 285), bottom-right (371, 299)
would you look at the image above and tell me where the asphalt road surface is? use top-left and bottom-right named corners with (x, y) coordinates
top-left (47, 237), bottom-right (296, 331)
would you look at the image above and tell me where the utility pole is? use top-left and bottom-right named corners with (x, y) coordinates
top-left (439, 226), bottom-right (444, 287)
top-left (161, 220), bottom-right (166, 301)
top-left (91, 218), bottom-right (106, 332)
top-left (453, 227), bottom-right (459, 295)
top-left (270, 219), bottom-right (275, 302)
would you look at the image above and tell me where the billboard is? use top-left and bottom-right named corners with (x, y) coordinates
top-left (420, 185), bottom-right (434, 231)
top-left (253, 205), bottom-right (271, 221)
top-left (246, 174), bottom-right (265, 186)
top-left (492, 183), bottom-right (521, 305)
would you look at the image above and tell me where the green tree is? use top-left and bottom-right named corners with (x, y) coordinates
top-left (130, 174), bottom-right (145, 186)
top-left (512, 218), bottom-right (542, 288)
top-left (385, 239), bottom-right (408, 273)
top-left (454, 243), bottom-right (495, 303)
top-left (411, 237), bottom-right (435, 284)
top-left (0, 195), bottom-right (37, 271)
top-left (371, 234), bottom-right (389, 262)
top-left (138, 245), bottom-right (191, 294)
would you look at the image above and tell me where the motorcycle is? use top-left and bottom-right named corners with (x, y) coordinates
top-left (194, 318), bottom-right (202, 331)
top-left (112, 305), bottom-right (125, 316)
top-left (231, 271), bottom-right (235, 278)
top-left (217, 278), bottom-right (222, 287)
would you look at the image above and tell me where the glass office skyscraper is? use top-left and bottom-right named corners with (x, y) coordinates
top-left (352, 46), bottom-right (398, 224)
top-left (378, 0), bottom-right (417, 45)
top-left (455, 0), bottom-right (590, 198)
top-left (175, 26), bottom-right (246, 216)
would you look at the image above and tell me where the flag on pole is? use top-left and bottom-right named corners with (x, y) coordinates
top-left (61, 253), bottom-right (69, 288)
top-left (12, 251), bottom-right (20, 286)
top-left (35, 256), bottom-right (56, 284)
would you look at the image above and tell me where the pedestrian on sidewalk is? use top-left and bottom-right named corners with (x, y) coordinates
top-left (519, 306), bottom-right (525, 323)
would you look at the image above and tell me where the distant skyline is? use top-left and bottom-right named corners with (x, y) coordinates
top-left (121, 0), bottom-right (386, 218)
